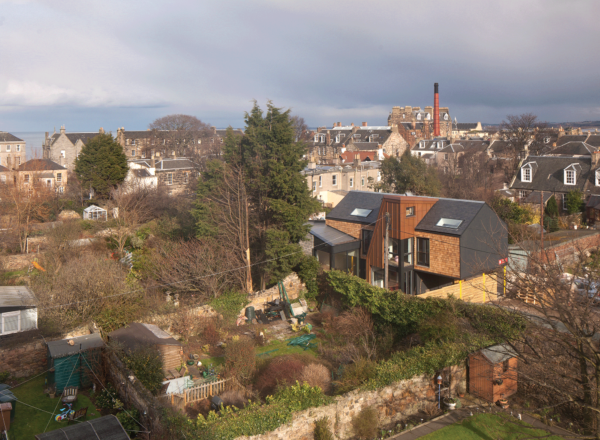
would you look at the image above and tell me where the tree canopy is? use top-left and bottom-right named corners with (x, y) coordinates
top-left (74, 133), bottom-right (128, 198)
top-left (377, 151), bottom-right (441, 196)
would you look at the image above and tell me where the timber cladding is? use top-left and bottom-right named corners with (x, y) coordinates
top-left (468, 353), bottom-right (517, 403)
top-left (414, 231), bottom-right (460, 279)
top-left (417, 274), bottom-right (498, 303)
top-left (158, 344), bottom-right (182, 373)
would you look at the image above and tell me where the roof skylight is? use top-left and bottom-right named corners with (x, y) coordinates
top-left (436, 218), bottom-right (463, 229)
top-left (350, 208), bottom-right (372, 218)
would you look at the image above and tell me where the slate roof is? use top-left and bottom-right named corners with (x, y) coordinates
top-left (415, 199), bottom-right (485, 236)
top-left (47, 333), bottom-right (105, 359)
top-left (511, 156), bottom-right (590, 192)
top-left (308, 221), bottom-right (358, 246)
top-left (479, 343), bottom-right (517, 364)
top-left (156, 158), bottom-right (196, 170)
top-left (353, 142), bottom-right (381, 151)
top-left (556, 135), bottom-right (588, 147)
top-left (0, 286), bottom-right (37, 308)
top-left (122, 130), bottom-right (153, 140)
top-left (585, 135), bottom-right (600, 147)
top-left (109, 322), bottom-right (181, 352)
top-left (215, 128), bottom-right (244, 138)
top-left (18, 159), bottom-right (66, 171)
top-left (0, 164), bottom-right (8, 172)
top-left (412, 138), bottom-right (450, 151)
top-left (35, 414), bottom-right (129, 440)
top-left (489, 140), bottom-right (515, 154)
top-left (64, 133), bottom-right (100, 145)
top-left (453, 139), bottom-right (490, 153)
top-left (586, 194), bottom-right (600, 210)
top-left (326, 191), bottom-right (385, 224)
top-left (132, 169), bottom-right (152, 178)
top-left (455, 123), bottom-right (478, 131)
top-left (439, 144), bottom-right (464, 153)
top-left (0, 132), bottom-right (23, 142)
top-left (523, 191), bottom-right (553, 204)
top-left (550, 141), bottom-right (596, 156)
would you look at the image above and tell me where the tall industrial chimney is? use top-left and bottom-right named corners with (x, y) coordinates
top-left (433, 83), bottom-right (440, 137)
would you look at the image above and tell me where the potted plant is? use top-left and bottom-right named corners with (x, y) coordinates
top-left (444, 397), bottom-right (458, 410)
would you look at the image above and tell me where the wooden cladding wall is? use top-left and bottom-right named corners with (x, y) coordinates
top-left (158, 344), bottom-right (182, 373)
top-left (417, 274), bottom-right (498, 303)
top-left (414, 231), bottom-right (461, 279)
top-left (366, 196), bottom-right (437, 282)
top-left (468, 353), bottom-right (517, 403)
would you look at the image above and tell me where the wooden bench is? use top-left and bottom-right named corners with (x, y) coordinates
top-left (68, 406), bottom-right (88, 423)
top-left (61, 386), bottom-right (78, 404)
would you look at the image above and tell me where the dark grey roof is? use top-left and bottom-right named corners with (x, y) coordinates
top-left (64, 132), bottom-right (100, 145)
top-left (0, 164), bottom-right (8, 172)
top-left (489, 140), bottom-right (515, 153)
top-left (412, 139), bottom-right (450, 151)
top-left (215, 128), bottom-right (244, 137)
top-left (587, 194), bottom-right (600, 210)
top-left (523, 191), bottom-right (553, 204)
top-left (453, 140), bottom-right (489, 152)
top-left (132, 169), bottom-right (152, 178)
top-left (109, 323), bottom-right (181, 351)
top-left (35, 414), bottom-right (129, 440)
top-left (0, 286), bottom-right (37, 308)
top-left (415, 199), bottom-right (484, 236)
top-left (439, 144), bottom-right (464, 153)
top-left (556, 135), bottom-right (587, 147)
top-left (308, 221), bottom-right (358, 246)
top-left (511, 156), bottom-right (590, 192)
top-left (157, 158), bottom-right (196, 170)
top-left (479, 343), bottom-right (517, 364)
top-left (47, 333), bottom-right (105, 359)
top-left (353, 142), bottom-right (380, 151)
top-left (455, 123), bottom-right (478, 130)
top-left (326, 191), bottom-right (384, 224)
top-left (122, 130), bottom-right (153, 140)
top-left (18, 159), bottom-right (67, 171)
top-left (585, 135), bottom-right (600, 147)
top-left (550, 141), bottom-right (596, 156)
top-left (0, 132), bottom-right (23, 142)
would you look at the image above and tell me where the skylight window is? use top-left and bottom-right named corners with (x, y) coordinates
top-left (350, 208), bottom-right (372, 218)
top-left (436, 218), bottom-right (463, 229)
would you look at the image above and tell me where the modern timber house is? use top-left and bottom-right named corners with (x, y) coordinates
top-left (309, 191), bottom-right (507, 296)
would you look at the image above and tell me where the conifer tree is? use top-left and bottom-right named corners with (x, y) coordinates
top-left (74, 133), bottom-right (128, 198)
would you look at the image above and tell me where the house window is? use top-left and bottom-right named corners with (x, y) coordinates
top-left (444, 153), bottom-right (449, 160)
top-left (562, 194), bottom-right (567, 210)
top-left (361, 177), bottom-right (365, 186)
top-left (349, 178), bottom-right (354, 188)
top-left (596, 170), bottom-right (600, 187)
top-left (416, 237), bottom-right (430, 267)
top-left (362, 229), bottom-right (373, 254)
top-left (46, 180), bottom-right (52, 187)
top-left (142, 151), bottom-right (146, 158)
top-left (406, 206), bottom-right (415, 217)
top-left (502, 359), bottom-right (510, 373)
top-left (565, 170), bottom-right (575, 185)
top-left (437, 218), bottom-right (463, 229)
top-left (6, 145), bottom-right (10, 152)
top-left (426, 113), bottom-right (430, 120)
top-left (388, 238), bottom-right (401, 267)
top-left (377, 171), bottom-right (381, 181)
top-left (404, 237), bottom-right (413, 266)
top-left (58, 186), bottom-right (64, 193)
top-left (444, 114), bottom-right (448, 120)
top-left (130, 149), bottom-right (135, 156)
top-left (332, 175), bottom-right (337, 186)
top-left (319, 175), bottom-right (322, 187)
top-left (16, 145), bottom-right (20, 152)
top-left (354, 134), bottom-right (361, 139)
top-left (184, 173), bottom-right (189, 184)
top-left (17, 157), bottom-right (21, 165)
top-left (522, 167), bottom-right (531, 182)
top-left (60, 150), bottom-right (65, 158)
top-left (0, 175), bottom-right (5, 183)
top-left (519, 190), bottom-right (528, 199)
top-left (24, 174), bottom-right (30, 183)
top-left (167, 173), bottom-right (173, 185)
top-left (56, 173), bottom-right (62, 183)
top-left (419, 142), bottom-right (424, 149)
top-left (312, 181), bottom-right (316, 192)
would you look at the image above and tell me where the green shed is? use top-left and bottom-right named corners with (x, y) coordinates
top-left (46, 333), bottom-right (105, 393)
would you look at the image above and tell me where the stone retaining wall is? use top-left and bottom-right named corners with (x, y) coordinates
top-left (242, 273), bottom-right (305, 317)
top-left (0, 253), bottom-right (36, 271)
top-left (237, 364), bottom-right (466, 440)
top-left (0, 337), bottom-right (47, 378)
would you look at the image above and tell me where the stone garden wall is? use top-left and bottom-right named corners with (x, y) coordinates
top-left (237, 364), bottom-right (466, 440)
top-left (241, 273), bottom-right (305, 318)
top-left (0, 336), bottom-right (47, 378)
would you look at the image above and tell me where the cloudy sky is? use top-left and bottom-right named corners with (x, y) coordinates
top-left (1, 0), bottom-right (599, 134)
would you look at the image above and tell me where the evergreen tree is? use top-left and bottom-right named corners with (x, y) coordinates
top-left (565, 189), bottom-right (584, 214)
top-left (74, 133), bottom-right (128, 198)
top-left (545, 195), bottom-right (559, 218)
top-left (378, 151), bottom-right (441, 196)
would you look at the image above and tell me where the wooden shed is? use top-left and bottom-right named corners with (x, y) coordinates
top-left (108, 323), bottom-right (182, 374)
top-left (468, 343), bottom-right (517, 403)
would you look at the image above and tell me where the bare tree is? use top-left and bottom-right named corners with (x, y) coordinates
top-left (290, 115), bottom-right (309, 142)
top-left (147, 114), bottom-right (214, 159)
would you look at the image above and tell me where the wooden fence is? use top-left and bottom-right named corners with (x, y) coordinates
top-left (184, 378), bottom-right (232, 404)
top-left (417, 272), bottom-right (502, 303)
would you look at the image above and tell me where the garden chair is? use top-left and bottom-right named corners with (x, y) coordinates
top-left (61, 386), bottom-right (78, 404)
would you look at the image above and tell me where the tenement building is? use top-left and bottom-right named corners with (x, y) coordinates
top-left (0, 131), bottom-right (26, 170)
top-left (42, 127), bottom-right (105, 171)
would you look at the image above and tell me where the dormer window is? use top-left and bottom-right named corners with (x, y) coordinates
top-left (354, 134), bottom-right (361, 139)
top-left (565, 169), bottom-right (575, 185)
top-left (402, 114), bottom-right (405, 119)
top-left (444, 114), bottom-right (448, 121)
top-left (417, 114), bottom-right (421, 120)
top-left (419, 142), bottom-right (424, 149)
top-left (335, 135), bottom-right (341, 143)
top-left (522, 167), bottom-right (531, 182)
top-left (426, 113), bottom-right (430, 120)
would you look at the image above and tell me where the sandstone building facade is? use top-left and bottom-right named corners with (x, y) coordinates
top-left (0, 132), bottom-right (26, 170)
top-left (42, 127), bottom-right (105, 171)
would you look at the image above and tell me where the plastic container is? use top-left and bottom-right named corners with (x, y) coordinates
top-left (0, 391), bottom-right (16, 422)
top-left (245, 306), bottom-right (255, 323)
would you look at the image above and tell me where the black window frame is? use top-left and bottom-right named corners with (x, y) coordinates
top-left (416, 237), bottom-right (429, 267)
top-left (362, 229), bottom-right (373, 255)
top-left (403, 237), bottom-right (413, 266)
top-left (406, 206), bottom-right (415, 217)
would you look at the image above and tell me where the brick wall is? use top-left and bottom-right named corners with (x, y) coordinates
top-left (326, 219), bottom-right (362, 239)
top-left (236, 364), bottom-right (466, 440)
top-left (414, 232), bottom-right (460, 278)
top-left (541, 232), bottom-right (600, 265)
top-left (417, 273), bottom-right (499, 303)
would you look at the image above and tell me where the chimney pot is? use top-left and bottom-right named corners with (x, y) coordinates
top-left (60, 126), bottom-right (65, 134)
top-left (362, 122), bottom-right (368, 127)
top-left (351, 123), bottom-right (354, 127)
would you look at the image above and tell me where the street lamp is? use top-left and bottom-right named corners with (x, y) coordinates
top-left (437, 375), bottom-right (442, 409)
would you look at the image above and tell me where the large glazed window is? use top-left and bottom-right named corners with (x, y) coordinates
top-left (417, 237), bottom-right (430, 267)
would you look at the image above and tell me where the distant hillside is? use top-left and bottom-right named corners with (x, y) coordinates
top-left (483, 121), bottom-right (600, 129)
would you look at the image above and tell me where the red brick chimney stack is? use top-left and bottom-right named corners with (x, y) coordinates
top-left (362, 122), bottom-right (368, 127)
top-left (433, 83), bottom-right (440, 137)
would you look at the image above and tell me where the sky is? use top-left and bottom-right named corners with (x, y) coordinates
top-left (1, 0), bottom-right (599, 136)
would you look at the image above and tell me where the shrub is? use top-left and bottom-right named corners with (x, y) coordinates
top-left (255, 357), bottom-right (305, 397)
top-left (566, 189), bottom-right (585, 214)
top-left (301, 364), bottom-right (331, 394)
top-left (202, 320), bottom-right (220, 346)
top-left (295, 255), bottom-right (320, 299)
top-left (546, 195), bottom-right (559, 218)
top-left (0, 371), bottom-right (9, 383)
top-left (210, 291), bottom-right (249, 324)
top-left (314, 416), bottom-right (334, 440)
top-left (117, 408), bottom-right (140, 438)
top-left (418, 310), bottom-right (459, 344)
top-left (95, 384), bottom-right (124, 410)
top-left (352, 406), bottom-right (378, 439)
top-left (336, 358), bottom-right (377, 394)
top-left (220, 390), bottom-right (248, 409)
top-left (122, 346), bottom-right (164, 395)
top-left (223, 338), bottom-right (256, 385)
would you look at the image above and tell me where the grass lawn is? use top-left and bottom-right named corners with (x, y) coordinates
top-left (421, 413), bottom-right (563, 440)
top-left (8, 375), bottom-right (101, 440)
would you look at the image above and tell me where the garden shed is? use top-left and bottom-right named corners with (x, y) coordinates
top-left (46, 333), bottom-right (105, 393)
top-left (0, 286), bottom-right (37, 336)
top-left (108, 323), bottom-right (182, 374)
top-left (468, 343), bottom-right (518, 403)
top-left (83, 204), bottom-right (107, 221)
top-left (35, 414), bottom-right (129, 440)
